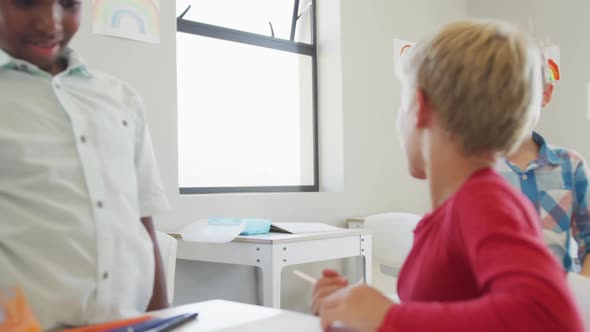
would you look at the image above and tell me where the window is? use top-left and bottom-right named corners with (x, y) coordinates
top-left (176, 0), bottom-right (318, 194)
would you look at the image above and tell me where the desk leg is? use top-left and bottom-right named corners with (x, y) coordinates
top-left (260, 264), bottom-right (282, 308)
top-left (361, 234), bottom-right (372, 285)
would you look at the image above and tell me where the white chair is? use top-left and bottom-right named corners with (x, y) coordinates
top-left (156, 231), bottom-right (178, 306)
top-left (568, 273), bottom-right (590, 331)
top-left (363, 212), bottom-right (421, 297)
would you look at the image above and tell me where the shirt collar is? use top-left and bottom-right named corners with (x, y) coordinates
top-left (61, 48), bottom-right (93, 78)
top-left (0, 47), bottom-right (92, 78)
top-left (0, 48), bottom-right (13, 68)
top-left (533, 131), bottom-right (562, 166)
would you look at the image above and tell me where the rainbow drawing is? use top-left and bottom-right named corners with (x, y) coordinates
top-left (542, 44), bottom-right (561, 82)
top-left (92, 0), bottom-right (160, 43)
top-left (400, 44), bottom-right (413, 55)
top-left (394, 38), bottom-right (416, 74)
top-left (547, 58), bottom-right (560, 82)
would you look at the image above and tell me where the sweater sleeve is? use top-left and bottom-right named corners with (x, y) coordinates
top-left (572, 159), bottom-right (590, 264)
top-left (378, 184), bottom-right (583, 332)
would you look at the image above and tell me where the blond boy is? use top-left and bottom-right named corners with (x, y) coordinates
top-left (312, 20), bottom-right (583, 332)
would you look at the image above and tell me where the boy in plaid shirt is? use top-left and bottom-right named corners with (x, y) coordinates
top-left (499, 53), bottom-right (590, 277)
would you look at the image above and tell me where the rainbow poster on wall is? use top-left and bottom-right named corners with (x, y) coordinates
top-left (543, 45), bottom-right (561, 82)
top-left (92, 0), bottom-right (160, 44)
top-left (393, 38), bottom-right (416, 74)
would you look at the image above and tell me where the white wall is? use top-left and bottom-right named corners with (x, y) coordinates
top-left (71, 0), bottom-right (465, 311)
top-left (467, 0), bottom-right (590, 161)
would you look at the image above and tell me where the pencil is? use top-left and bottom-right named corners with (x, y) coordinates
top-left (293, 270), bottom-right (317, 285)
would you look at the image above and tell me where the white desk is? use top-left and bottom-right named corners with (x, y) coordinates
top-left (174, 229), bottom-right (372, 308)
top-left (152, 299), bottom-right (323, 331)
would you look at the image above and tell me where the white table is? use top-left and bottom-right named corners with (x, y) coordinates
top-left (174, 229), bottom-right (372, 308)
top-left (152, 299), bottom-right (323, 331)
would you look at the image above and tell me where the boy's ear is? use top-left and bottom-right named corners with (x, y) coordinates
top-left (416, 89), bottom-right (433, 129)
top-left (542, 83), bottom-right (555, 108)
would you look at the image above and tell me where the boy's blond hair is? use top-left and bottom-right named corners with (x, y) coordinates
top-left (399, 20), bottom-right (544, 156)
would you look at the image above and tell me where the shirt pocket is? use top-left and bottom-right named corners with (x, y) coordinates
top-left (539, 189), bottom-right (574, 232)
top-left (97, 110), bottom-right (137, 166)
top-left (93, 109), bottom-right (139, 201)
top-left (535, 171), bottom-right (572, 190)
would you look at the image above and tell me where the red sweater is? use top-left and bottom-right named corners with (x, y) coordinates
top-left (379, 168), bottom-right (583, 332)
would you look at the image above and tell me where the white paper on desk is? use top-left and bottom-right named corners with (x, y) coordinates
top-left (180, 219), bottom-right (246, 243)
top-left (270, 222), bottom-right (344, 234)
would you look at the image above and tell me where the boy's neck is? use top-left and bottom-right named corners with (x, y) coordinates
top-left (507, 134), bottom-right (539, 171)
top-left (426, 138), bottom-right (496, 210)
top-left (44, 57), bottom-right (69, 76)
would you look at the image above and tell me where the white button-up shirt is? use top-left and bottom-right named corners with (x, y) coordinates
top-left (0, 49), bottom-right (169, 330)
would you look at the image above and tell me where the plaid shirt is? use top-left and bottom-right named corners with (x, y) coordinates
top-left (499, 132), bottom-right (590, 271)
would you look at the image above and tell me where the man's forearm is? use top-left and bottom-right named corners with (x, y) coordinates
top-left (141, 217), bottom-right (169, 310)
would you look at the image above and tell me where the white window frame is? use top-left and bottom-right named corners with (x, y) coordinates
top-left (176, 1), bottom-right (319, 194)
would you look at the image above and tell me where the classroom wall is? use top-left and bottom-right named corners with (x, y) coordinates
top-left (467, 0), bottom-right (590, 161)
top-left (71, 0), bottom-right (465, 311)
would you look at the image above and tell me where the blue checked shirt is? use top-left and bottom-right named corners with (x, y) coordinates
top-left (499, 132), bottom-right (590, 271)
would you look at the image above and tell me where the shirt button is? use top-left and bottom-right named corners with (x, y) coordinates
top-left (522, 175), bottom-right (528, 181)
top-left (122, 120), bottom-right (128, 127)
top-left (102, 272), bottom-right (109, 280)
top-left (80, 135), bottom-right (87, 143)
top-left (97, 201), bottom-right (104, 208)
top-left (54, 83), bottom-right (61, 89)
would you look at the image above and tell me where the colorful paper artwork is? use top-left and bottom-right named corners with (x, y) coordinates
top-left (543, 45), bottom-right (560, 82)
top-left (93, 0), bottom-right (160, 44)
top-left (393, 38), bottom-right (416, 73)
